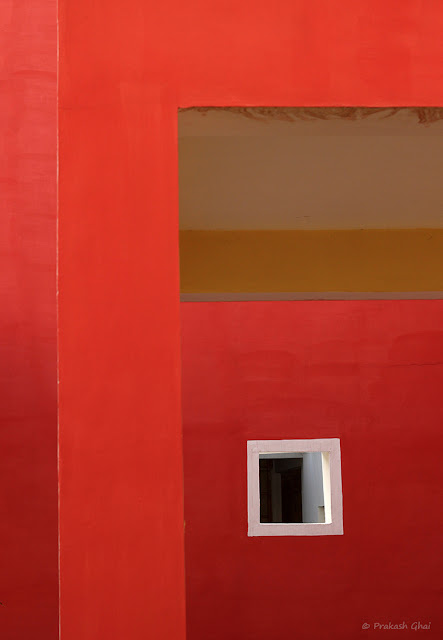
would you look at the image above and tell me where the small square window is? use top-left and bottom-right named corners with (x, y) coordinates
top-left (247, 439), bottom-right (343, 536)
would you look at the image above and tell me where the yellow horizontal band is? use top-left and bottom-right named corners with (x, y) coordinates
top-left (180, 229), bottom-right (443, 293)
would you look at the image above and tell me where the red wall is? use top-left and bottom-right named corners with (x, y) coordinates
top-left (181, 301), bottom-right (443, 639)
top-left (0, 1), bottom-right (58, 638)
top-left (59, 2), bottom-right (443, 639)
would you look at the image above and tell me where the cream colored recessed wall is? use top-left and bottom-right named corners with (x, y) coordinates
top-left (179, 108), bottom-right (443, 230)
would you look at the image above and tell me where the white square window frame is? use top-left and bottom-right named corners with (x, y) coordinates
top-left (247, 438), bottom-right (343, 536)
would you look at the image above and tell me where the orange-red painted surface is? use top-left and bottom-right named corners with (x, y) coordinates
top-left (1, 1), bottom-right (58, 638)
top-left (57, 2), bottom-right (443, 639)
top-left (181, 301), bottom-right (443, 640)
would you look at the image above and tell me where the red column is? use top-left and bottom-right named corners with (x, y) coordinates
top-left (58, 65), bottom-right (186, 640)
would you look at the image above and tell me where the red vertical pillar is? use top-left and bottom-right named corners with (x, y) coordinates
top-left (58, 14), bottom-right (186, 636)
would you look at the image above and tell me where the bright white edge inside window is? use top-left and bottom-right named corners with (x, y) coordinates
top-left (247, 439), bottom-right (343, 536)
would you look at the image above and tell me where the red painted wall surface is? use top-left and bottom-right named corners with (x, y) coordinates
top-left (181, 301), bottom-right (443, 640)
top-left (0, 1), bottom-right (58, 638)
top-left (59, 3), bottom-right (443, 639)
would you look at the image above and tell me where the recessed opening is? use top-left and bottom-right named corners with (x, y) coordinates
top-left (178, 106), bottom-right (443, 299)
top-left (259, 452), bottom-right (330, 524)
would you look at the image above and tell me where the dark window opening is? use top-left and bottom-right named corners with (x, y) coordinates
top-left (259, 452), bottom-right (326, 524)
top-left (259, 456), bottom-right (303, 523)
